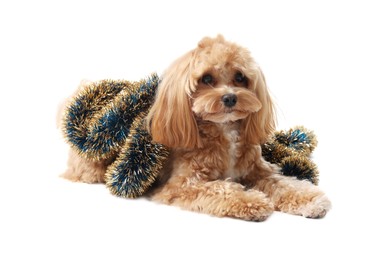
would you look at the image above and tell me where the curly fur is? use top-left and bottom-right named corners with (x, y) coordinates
top-left (62, 35), bottom-right (331, 221)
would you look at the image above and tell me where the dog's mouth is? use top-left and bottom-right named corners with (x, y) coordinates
top-left (195, 109), bottom-right (251, 123)
top-left (193, 103), bottom-right (262, 123)
top-left (224, 107), bottom-right (242, 113)
top-left (223, 107), bottom-right (251, 118)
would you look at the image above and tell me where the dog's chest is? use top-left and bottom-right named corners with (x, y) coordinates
top-left (222, 128), bottom-right (241, 179)
top-left (193, 123), bottom-right (255, 180)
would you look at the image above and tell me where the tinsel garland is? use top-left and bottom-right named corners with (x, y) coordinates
top-left (63, 74), bottom-right (169, 198)
top-left (62, 74), bottom-right (321, 198)
top-left (64, 74), bottom-right (159, 161)
top-left (261, 126), bottom-right (319, 184)
top-left (105, 111), bottom-right (169, 198)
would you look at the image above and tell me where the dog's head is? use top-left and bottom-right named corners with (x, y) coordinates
top-left (147, 35), bottom-right (276, 148)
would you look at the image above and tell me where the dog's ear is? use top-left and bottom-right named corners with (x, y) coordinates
top-left (146, 51), bottom-right (202, 149)
top-left (242, 67), bottom-right (276, 145)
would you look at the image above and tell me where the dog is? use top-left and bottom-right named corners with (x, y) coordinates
top-left (63, 35), bottom-right (331, 221)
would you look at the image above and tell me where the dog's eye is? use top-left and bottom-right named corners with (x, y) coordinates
top-left (234, 72), bottom-right (247, 85)
top-left (201, 74), bottom-right (214, 85)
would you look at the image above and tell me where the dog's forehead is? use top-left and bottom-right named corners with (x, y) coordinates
top-left (195, 43), bottom-right (251, 73)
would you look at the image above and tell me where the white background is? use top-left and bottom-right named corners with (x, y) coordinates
top-left (1, 0), bottom-right (390, 259)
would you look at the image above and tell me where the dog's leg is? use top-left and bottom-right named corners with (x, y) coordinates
top-left (151, 175), bottom-right (274, 221)
top-left (253, 174), bottom-right (331, 218)
top-left (61, 149), bottom-right (107, 183)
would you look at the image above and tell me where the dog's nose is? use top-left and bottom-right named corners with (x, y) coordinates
top-left (221, 93), bottom-right (237, 108)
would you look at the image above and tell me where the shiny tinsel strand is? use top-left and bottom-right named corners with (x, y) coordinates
top-left (262, 126), bottom-right (319, 184)
top-left (105, 111), bottom-right (169, 198)
top-left (63, 74), bottom-right (159, 161)
top-left (63, 79), bottom-right (126, 158)
top-left (274, 126), bottom-right (317, 156)
top-left (280, 155), bottom-right (319, 185)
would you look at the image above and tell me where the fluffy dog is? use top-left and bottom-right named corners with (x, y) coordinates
top-left (63, 35), bottom-right (331, 221)
top-left (146, 35), bottom-right (330, 220)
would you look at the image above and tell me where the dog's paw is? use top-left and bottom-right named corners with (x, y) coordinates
top-left (298, 194), bottom-right (331, 218)
top-left (225, 192), bottom-right (274, 221)
top-left (242, 201), bottom-right (274, 221)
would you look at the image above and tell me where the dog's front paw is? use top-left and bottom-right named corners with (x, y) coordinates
top-left (225, 191), bottom-right (274, 221)
top-left (298, 194), bottom-right (331, 218)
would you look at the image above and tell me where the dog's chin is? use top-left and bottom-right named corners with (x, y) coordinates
top-left (197, 110), bottom-right (250, 124)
